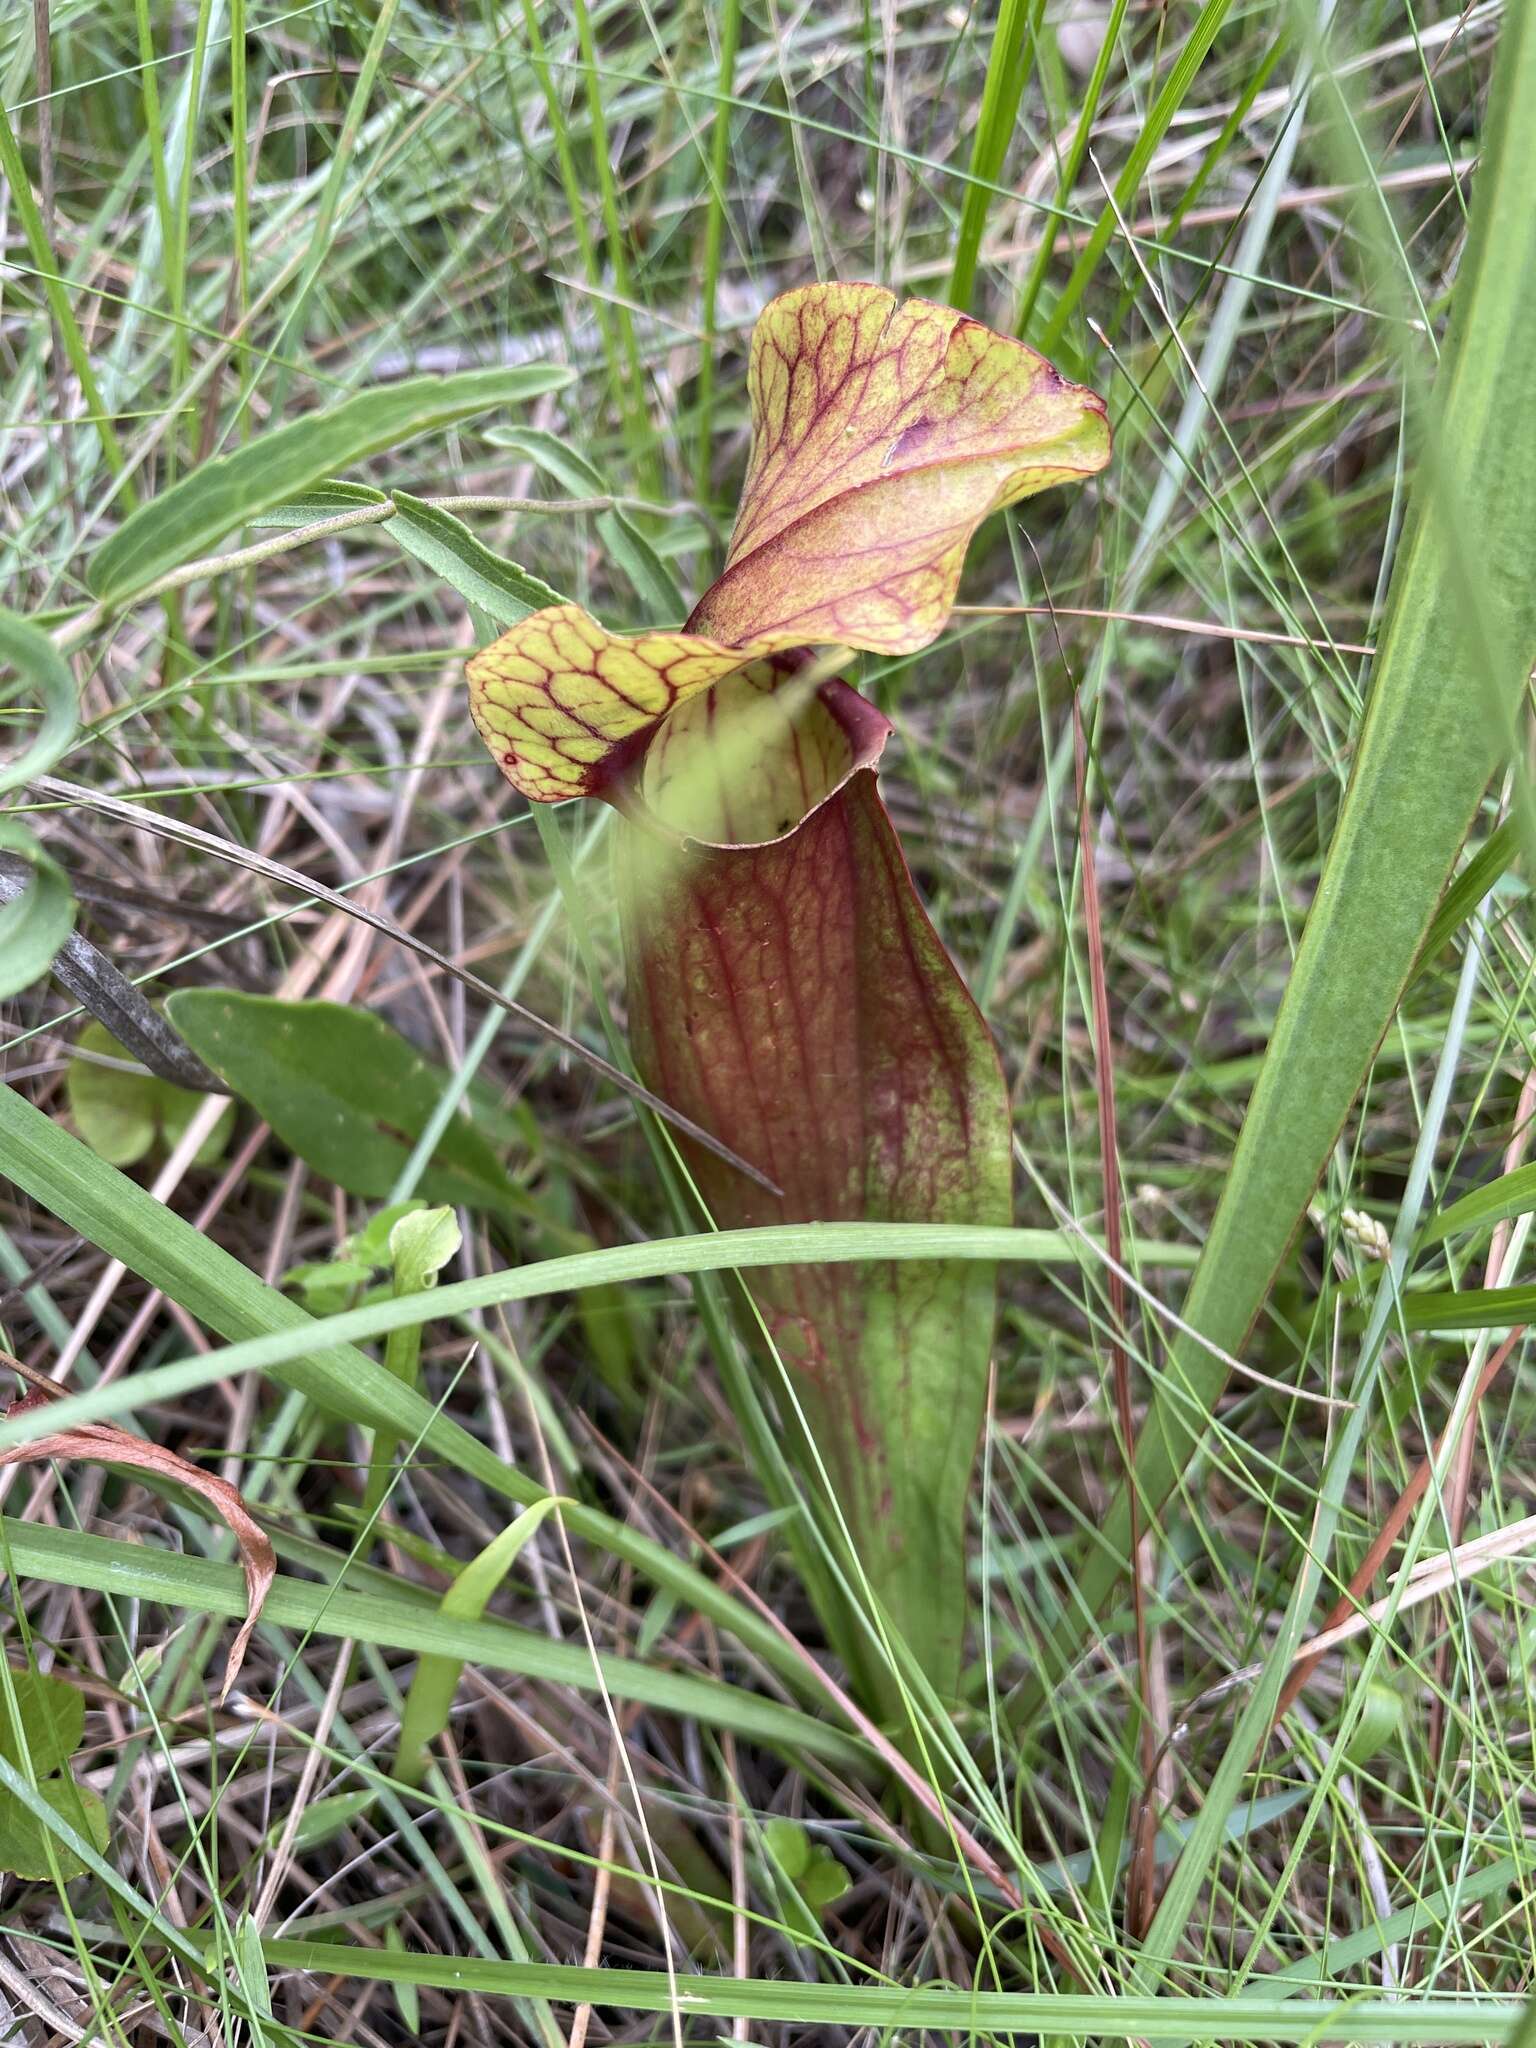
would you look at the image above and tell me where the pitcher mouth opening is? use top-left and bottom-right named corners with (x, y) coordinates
top-left (627, 660), bottom-right (893, 852)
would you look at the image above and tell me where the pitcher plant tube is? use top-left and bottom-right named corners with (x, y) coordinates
top-left (468, 284), bottom-right (1110, 1709)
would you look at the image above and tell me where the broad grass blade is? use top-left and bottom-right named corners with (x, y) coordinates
top-left (1042, 0), bottom-right (1536, 1678)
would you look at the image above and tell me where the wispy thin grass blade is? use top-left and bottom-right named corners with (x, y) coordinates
top-left (0, 97), bottom-right (130, 489)
top-left (1042, 0), bottom-right (1536, 1679)
top-left (1036, 0), bottom-right (1235, 355)
top-left (694, 0), bottom-right (742, 501)
top-left (1013, 0), bottom-right (1129, 337)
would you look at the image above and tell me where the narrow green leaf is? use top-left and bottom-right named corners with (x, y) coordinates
top-left (0, 608), bottom-right (79, 796)
top-left (278, 1787), bottom-right (378, 1853)
top-left (386, 491), bottom-right (564, 627)
top-left (1420, 1160), bottom-right (1536, 1249)
top-left (1508, 1989), bottom-right (1536, 2048)
top-left (1401, 1284), bottom-right (1536, 1332)
top-left (394, 1498), bottom-right (567, 1784)
top-left (693, 0), bottom-right (743, 503)
top-left (233, 1913), bottom-right (275, 2044)
top-left (246, 481), bottom-right (389, 528)
top-left (1413, 816), bottom-right (1520, 976)
top-left (1258, 1844), bottom-right (1526, 1991)
top-left (385, 1925), bottom-right (419, 2035)
top-left (248, 1944), bottom-right (1523, 2041)
top-left (1341, 1679), bottom-right (1404, 1767)
top-left (87, 364), bottom-right (575, 604)
top-left (0, 100), bottom-right (129, 488)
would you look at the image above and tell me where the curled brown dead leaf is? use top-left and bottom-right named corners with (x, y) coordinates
top-left (0, 1357), bottom-right (274, 1701)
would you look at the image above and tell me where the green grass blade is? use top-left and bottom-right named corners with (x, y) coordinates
top-left (1036, 0), bottom-right (1236, 356)
top-left (0, 1521), bottom-right (861, 1766)
top-left (0, 1082), bottom-right (832, 1697)
top-left (946, 0), bottom-right (1038, 312)
top-left (568, 0), bottom-right (653, 479)
top-left (0, 96), bottom-right (131, 491)
top-left (1013, 0), bottom-right (1130, 338)
top-left (162, 0), bottom-right (217, 459)
top-left (1420, 1160), bottom-right (1536, 1249)
top-left (87, 365), bottom-right (575, 603)
top-left (693, 0), bottom-right (743, 501)
top-left (0, 1222), bottom-right (1196, 1454)
top-left (250, 1945), bottom-right (1521, 2041)
top-left (1039, 0), bottom-right (1536, 1679)
top-left (1402, 1284), bottom-right (1536, 1332)
top-left (263, 0), bottom-right (401, 407)
top-left (1413, 813), bottom-right (1520, 974)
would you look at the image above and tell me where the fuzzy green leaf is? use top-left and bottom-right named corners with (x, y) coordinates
top-left (0, 1775), bottom-right (108, 1882)
top-left (385, 491), bottom-right (563, 628)
top-left (87, 365), bottom-right (574, 603)
top-left (164, 992), bottom-right (526, 1225)
top-left (0, 1668), bottom-right (84, 1779)
top-left (67, 1021), bottom-right (233, 1167)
